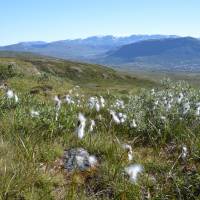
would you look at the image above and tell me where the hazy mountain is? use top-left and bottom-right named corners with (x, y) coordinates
top-left (60, 35), bottom-right (177, 47)
top-left (0, 35), bottom-right (178, 61)
top-left (101, 37), bottom-right (200, 72)
top-left (3, 35), bottom-right (200, 72)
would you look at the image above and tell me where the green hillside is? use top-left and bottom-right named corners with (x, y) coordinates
top-left (0, 51), bottom-right (155, 95)
top-left (0, 52), bottom-right (200, 199)
top-left (103, 37), bottom-right (200, 72)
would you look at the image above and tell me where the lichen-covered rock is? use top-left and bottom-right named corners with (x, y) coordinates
top-left (63, 148), bottom-right (98, 173)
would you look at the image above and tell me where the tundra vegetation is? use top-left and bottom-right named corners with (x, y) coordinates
top-left (0, 55), bottom-right (199, 200)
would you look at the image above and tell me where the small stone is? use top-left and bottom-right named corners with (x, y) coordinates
top-left (63, 148), bottom-right (98, 173)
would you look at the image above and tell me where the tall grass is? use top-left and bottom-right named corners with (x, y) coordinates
top-left (0, 80), bottom-right (199, 199)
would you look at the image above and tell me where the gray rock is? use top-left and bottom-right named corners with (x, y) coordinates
top-left (63, 148), bottom-right (98, 173)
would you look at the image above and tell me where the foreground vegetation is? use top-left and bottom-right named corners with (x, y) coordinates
top-left (0, 56), bottom-right (200, 199)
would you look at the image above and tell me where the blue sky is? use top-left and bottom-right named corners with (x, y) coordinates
top-left (0, 0), bottom-right (199, 45)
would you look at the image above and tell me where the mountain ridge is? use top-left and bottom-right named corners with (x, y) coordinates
top-left (0, 35), bottom-right (178, 61)
top-left (100, 37), bottom-right (200, 72)
top-left (2, 35), bottom-right (200, 72)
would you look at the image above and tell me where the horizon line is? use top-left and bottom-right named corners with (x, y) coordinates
top-left (1, 34), bottom-right (199, 46)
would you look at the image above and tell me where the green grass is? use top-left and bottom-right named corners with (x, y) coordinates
top-left (0, 53), bottom-right (199, 199)
top-left (0, 89), bottom-right (199, 199)
top-left (0, 52), bottom-right (157, 94)
top-left (116, 67), bottom-right (200, 88)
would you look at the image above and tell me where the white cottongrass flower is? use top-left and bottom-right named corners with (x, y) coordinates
top-left (120, 117), bottom-right (125, 123)
top-left (118, 113), bottom-right (123, 118)
top-left (169, 92), bottom-right (173, 97)
top-left (196, 103), bottom-right (200, 116)
top-left (100, 96), bottom-right (105, 108)
top-left (54, 95), bottom-right (62, 111)
top-left (115, 137), bottom-right (133, 161)
top-left (177, 92), bottom-right (184, 104)
top-left (183, 102), bottom-right (190, 115)
top-left (14, 94), bottom-right (19, 103)
top-left (55, 112), bottom-right (59, 121)
top-left (88, 155), bottom-right (98, 167)
top-left (181, 145), bottom-right (188, 160)
top-left (6, 89), bottom-right (14, 99)
top-left (98, 114), bottom-right (102, 121)
top-left (0, 83), bottom-right (7, 90)
top-left (89, 119), bottom-right (95, 132)
top-left (110, 110), bottom-right (120, 124)
top-left (153, 100), bottom-right (159, 110)
top-left (130, 119), bottom-right (137, 128)
top-left (122, 144), bottom-right (133, 161)
top-left (65, 94), bottom-right (74, 104)
top-left (151, 88), bottom-right (155, 95)
top-left (88, 96), bottom-right (100, 111)
top-left (114, 99), bottom-right (125, 109)
top-left (30, 110), bottom-right (40, 117)
top-left (160, 116), bottom-right (166, 121)
top-left (116, 113), bottom-right (127, 124)
top-left (169, 97), bottom-right (174, 103)
top-left (164, 99), bottom-right (168, 107)
top-left (6, 89), bottom-right (19, 102)
top-left (166, 102), bottom-right (172, 111)
top-left (54, 95), bottom-right (61, 121)
top-left (196, 107), bottom-right (200, 116)
top-left (123, 114), bottom-right (127, 119)
top-left (95, 101), bottom-right (100, 112)
top-left (88, 97), bottom-right (95, 109)
top-left (124, 164), bottom-right (143, 183)
top-left (121, 114), bottom-right (127, 123)
top-left (154, 100), bottom-right (159, 106)
top-left (77, 99), bottom-right (81, 107)
top-left (76, 113), bottom-right (86, 139)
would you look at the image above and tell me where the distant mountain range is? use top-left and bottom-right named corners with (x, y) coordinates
top-left (0, 35), bottom-right (177, 61)
top-left (1, 35), bottom-right (200, 72)
top-left (101, 37), bottom-right (200, 72)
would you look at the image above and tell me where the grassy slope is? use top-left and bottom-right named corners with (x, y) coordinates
top-left (0, 52), bottom-right (199, 199)
top-left (115, 66), bottom-right (200, 88)
top-left (0, 51), bottom-right (156, 95)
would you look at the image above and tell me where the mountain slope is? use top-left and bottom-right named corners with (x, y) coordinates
top-left (0, 35), bottom-right (177, 61)
top-left (102, 37), bottom-right (200, 72)
top-left (0, 51), bottom-right (155, 94)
